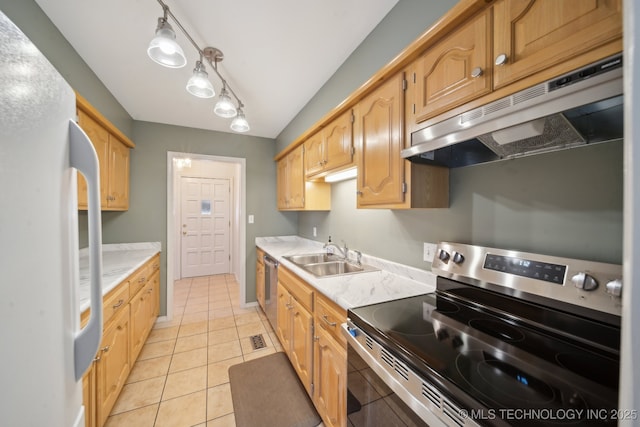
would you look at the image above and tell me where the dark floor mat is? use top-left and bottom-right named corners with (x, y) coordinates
top-left (229, 352), bottom-right (321, 427)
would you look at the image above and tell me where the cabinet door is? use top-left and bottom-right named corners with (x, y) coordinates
top-left (148, 269), bottom-right (160, 321)
top-left (287, 145), bottom-right (305, 209)
top-left (324, 110), bottom-right (354, 172)
top-left (493, 0), bottom-right (622, 89)
top-left (412, 9), bottom-right (491, 123)
top-left (129, 281), bottom-right (152, 364)
top-left (313, 326), bottom-right (347, 427)
top-left (276, 158), bottom-right (289, 209)
top-left (290, 298), bottom-right (313, 395)
top-left (107, 135), bottom-right (130, 210)
top-left (96, 305), bottom-right (130, 427)
top-left (77, 110), bottom-right (109, 208)
top-left (256, 260), bottom-right (265, 310)
top-left (355, 73), bottom-right (406, 207)
top-left (276, 282), bottom-right (291, 350)
top-left (304, 131), bottom-right (325, 178)
top-left (82, 364), bottom-right (95, 427)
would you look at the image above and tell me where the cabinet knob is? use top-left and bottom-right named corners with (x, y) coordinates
top-left (101, 345), bottom-right (110, 353)
top-left (356, 190), bottom-right (363, 196)
top-left (495, 53), bottom-right (508, 66)
top-left (471, 67), bottom-right (483, 78)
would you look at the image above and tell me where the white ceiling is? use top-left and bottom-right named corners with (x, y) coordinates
top-left (34, 0), bottom-right (399, 139)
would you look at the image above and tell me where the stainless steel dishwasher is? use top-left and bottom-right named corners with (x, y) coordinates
top-left (262, 254), bottom-right (278, 330)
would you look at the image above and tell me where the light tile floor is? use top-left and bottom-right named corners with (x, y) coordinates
top-left (105, 274), bottom-right (282, 427)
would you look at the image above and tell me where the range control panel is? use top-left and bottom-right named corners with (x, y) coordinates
top-left (483, 254), bottom-right (567, 285)
top-left (432, 242), bottom-right (622, 318)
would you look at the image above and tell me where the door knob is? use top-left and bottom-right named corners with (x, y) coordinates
top-left (182, 231), bottom-right (187, 235)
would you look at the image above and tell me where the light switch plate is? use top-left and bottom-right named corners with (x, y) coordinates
top-left (423, 242), bottom-right (437, 262)
top-left (248, 215), bottom-right (254, 224)
top-left (313, 227), bottom-right (317, 237)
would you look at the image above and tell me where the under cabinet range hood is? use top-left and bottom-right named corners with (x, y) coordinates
top-left (402, 55), bottom-right (623, 168)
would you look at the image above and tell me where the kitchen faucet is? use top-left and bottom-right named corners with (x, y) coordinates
top-left (323, 238), bottom-right (348, 260)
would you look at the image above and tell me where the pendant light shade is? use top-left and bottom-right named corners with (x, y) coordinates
top-left (214, 86), bottom-right (237, 118)
top-left (186, 61), bottom-right (215, 98)
top-left (230, 108), bottom-right (250, 133)
top-left (147, 17), bottom-right (186, 68)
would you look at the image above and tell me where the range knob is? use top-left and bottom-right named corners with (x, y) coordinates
top-left (605, 279), bottom-right (622, 297)
top-left (452, 252), bottom-right (465, 264)
top-left (438, 249), bottom-right (450, 262)
top-left (451, 336), bottom-right (464, 349)
top-left (571, 273), bottom-right (599, 291)
top-left (436, 329), bottom-right (449, 341)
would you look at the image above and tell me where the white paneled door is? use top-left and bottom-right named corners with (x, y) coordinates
top-left (181, 177), bottom-right (231, 278)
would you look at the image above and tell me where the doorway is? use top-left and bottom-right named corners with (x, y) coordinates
top-left (180, 177), bottom-right (231, 278)
top-left (166, 152), bottom-right (247, 323)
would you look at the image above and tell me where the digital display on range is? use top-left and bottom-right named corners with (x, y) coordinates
top-left (483, 254), bottom-right (567, 284)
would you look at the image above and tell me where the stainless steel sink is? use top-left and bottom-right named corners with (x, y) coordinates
top-left (283, 253), bottom-right (378, 277)
top-left (283, 253), bottom-right (338, 265)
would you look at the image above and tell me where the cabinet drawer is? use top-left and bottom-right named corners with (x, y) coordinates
top-left (129, 263), bottom-right (151, 294)
top-left (103, 282), bottom-right (130, 327)
top-left (148, 254), bottom-right (160, 274)
top-left (315, 295), bottom-right (347, 348)
top-left (279, 266), bottom-right (314, 312)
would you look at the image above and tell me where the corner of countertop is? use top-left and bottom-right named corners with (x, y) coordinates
top-left (79, 241), bottom-right (162, 257)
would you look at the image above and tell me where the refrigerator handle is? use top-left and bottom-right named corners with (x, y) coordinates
top-left (69, 120), bottom-right (104, 381)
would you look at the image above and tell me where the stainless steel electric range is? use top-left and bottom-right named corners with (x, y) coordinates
top-left (343, 242), bottom-right (622, 427)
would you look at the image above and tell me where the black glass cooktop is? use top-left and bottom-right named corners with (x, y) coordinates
top-left (348, 278), bottom-right (620, 426)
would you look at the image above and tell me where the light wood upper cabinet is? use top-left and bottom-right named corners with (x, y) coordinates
top-left (355, 73), bottom-right (406, 207)
top-left (304, 131), bottom-right (326, 178)
top-left (76, 93), bottom-right (134, 211)
top-left (106, 134), bottom-right (130, 210)
top-left (304, 110), bottom-right (355, 179)
top-left (277, 144), bottom-right (305, 209)
top-left (355, 72), bottom-right (449, 209)
top-left (492, 0), bottom-right (623, 89)
top-left (412, 9), bottom-right (492, 124)
top-left (277, 144), bottom-right (331, 211)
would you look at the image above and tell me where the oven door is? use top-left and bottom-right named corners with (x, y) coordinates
top-left (344, 322), bottom-right (470, 427)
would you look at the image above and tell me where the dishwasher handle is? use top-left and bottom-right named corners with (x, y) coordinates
top-left (263, 254), bottom-right (279, 268)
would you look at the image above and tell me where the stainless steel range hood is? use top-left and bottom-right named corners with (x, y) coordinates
top-left (402, 55), bottom-right (623, 168)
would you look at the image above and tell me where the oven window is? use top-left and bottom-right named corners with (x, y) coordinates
top-left (347, 344), bottom-right (428, 427)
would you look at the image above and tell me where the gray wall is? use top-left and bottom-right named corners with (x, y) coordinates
top-left (299, 141), bottom-right (623, 267)
top-left (277, 0), bottom-right (623, 266)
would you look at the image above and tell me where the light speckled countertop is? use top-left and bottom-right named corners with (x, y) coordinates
top-left (78, 242), bottom-right (161, 312)
top-left (255, 236), bottom-right (435, 310)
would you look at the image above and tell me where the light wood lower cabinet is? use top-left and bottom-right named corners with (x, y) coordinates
top-left (95, 304), bottom-right (131, 427)
top-left (82, 253), bottom-right (160, 427)
top-left (275, 265), bottom-right (348, 427)
top-left (313, 295), bottom-right (347, 427)
top-left (276, 271), bottom-right (314, 395)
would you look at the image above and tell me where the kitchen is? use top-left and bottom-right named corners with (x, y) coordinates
top-left (0, 0), bottom-right (638, 427)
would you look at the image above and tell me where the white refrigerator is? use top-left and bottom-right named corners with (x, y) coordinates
top-left (0, 11), bottom-right (104, 427)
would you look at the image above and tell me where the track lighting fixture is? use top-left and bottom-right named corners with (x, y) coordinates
top-left (230, 105), bottom-right (250, 133)
top-left (186, 60), bottom-right (215, 98)
top-left (214, 85), bottom-right (237, 118)
top-left (147, 0), bottom-right (250, 133)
